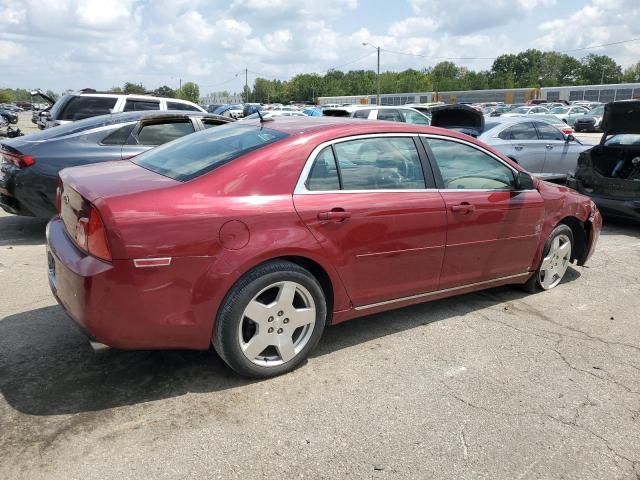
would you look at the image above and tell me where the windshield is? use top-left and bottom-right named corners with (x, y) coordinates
top-left (133, 124), bottom-right (289, 181)
top-left (511, 107), bottom-right (529, 114)
top-left (604, 134), bottom-right (640, 146)
top-left (551, 107), bottom-right (569, 114)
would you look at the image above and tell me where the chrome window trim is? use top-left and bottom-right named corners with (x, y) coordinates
top-left (294, 132), bottom-right (537, 195)
top-left (294, 133), bottom-right (432, 194)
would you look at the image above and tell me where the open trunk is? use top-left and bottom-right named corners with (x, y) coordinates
top-left (583, 145), bottom-right (640, 199)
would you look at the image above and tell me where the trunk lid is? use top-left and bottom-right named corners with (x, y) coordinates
top-left (429, 104), bottom-right (485, 137)
top-left (600, 100), bottom-right (640, 139)
top-left (59, 160), bottom-right (179, 205)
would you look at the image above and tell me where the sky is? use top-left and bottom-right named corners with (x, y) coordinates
top-left (0, 0), bottom-right (639, 95)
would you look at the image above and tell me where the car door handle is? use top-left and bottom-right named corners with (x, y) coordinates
top-left (451, 203), bottom-right (475, 214)
top-left (318, 209), bottom-right (352, 222)
top-left (545, 144), bottom-right (553, 150)
top-left (514, 145), bottom-right (524, 151)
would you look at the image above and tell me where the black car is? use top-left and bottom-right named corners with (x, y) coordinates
top-left (567, 100), bottom-right (640, 221)
top-left (0, 110), bottom-right (232, 218)
top-left (0, 108), bottom-right (18, 124)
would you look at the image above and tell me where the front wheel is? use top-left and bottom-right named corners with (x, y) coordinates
top-left (213, 261), bottom-right (327, 378)
top-left (524, 224), bottom-right (573, 292)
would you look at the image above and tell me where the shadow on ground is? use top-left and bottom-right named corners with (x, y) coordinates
top-left (0, 267), bottom-right (580, 416)
top-left (0, 215), bottom-right (48, 246)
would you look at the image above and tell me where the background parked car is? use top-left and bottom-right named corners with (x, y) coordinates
top-left (501, 105), bottom-right (549, 117)
top-left (0, 107), bottom-right (18, 124)
top-left (0, 111), bottom-right (231, 218)
top-left (548, 105), bottom-right (590, 125)
top-left (38, 90), bottom-right (205, 129)
top-left (524, 114), bottom-right (575, 135)
top-left (567, 100), bottom-right (640, 221)
top-left (478, 117), bottom-right (591, 181)
top-left (573, 105), bottom-right (605, 132)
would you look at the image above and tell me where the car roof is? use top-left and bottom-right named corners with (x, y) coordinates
top-left (239, 116), bottom-right (474, 141)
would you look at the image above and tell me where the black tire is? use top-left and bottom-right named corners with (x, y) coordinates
top-left (213, 260), bottom-right (327, 378)
top-left (523, 224), bottom-right (574, 293)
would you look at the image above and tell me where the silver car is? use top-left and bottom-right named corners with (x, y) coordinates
top-left (479, 117), bottom-right (592, 181)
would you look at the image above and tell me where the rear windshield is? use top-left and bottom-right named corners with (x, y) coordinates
top-left (133, 124), bottom-right (288, 181)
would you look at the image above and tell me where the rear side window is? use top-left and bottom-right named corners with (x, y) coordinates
top-left (332, 137), bottom-right (426, 190)
top-left (59, 96), bottom-right (118, 121)
top-left (137, 121), bottom-right (195, 145)
top-left (133, 125), bottom-right (288, 181)
top-left (306, 147), bottom-right (341, 190)
top-left (352, 109), bottom-right (371, 119)
top-left (124, 100), bottom-right (160, 112)
top-left (167, 101), bottom-right (201, 112)
top-left (101, 123), bottom-right (135, 145)
top-left (498, 123), bottom-right (537, 140)
top-left (377, 109), bottom-right (403, 122)
top-left (202, 118), bottom-right (227, 129)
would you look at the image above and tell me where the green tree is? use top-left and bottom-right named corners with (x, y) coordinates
top-left (578, 54), bottom-right (622, 85)
top-left (177, 82), bottom-right (200, 103)
top-left (0, 90), bottom-right (13, 103)
top-left (123, 82), bottom-right (146, 94)
top-left (111, 86), bottom-right (123, 93)
top-left (622, 62), bottom-right (640, 83)
top-left (154, 85), bottom-right (176, 98)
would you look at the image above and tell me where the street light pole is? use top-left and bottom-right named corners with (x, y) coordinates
top-left (362, 42), bottom-right (381, 105)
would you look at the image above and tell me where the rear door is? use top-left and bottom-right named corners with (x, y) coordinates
top-left (422, 135), bottom-right (545, 289)
top-left (293, 134), bottom-right (447, 307)
top-left (121, 117), bottom-right (197, 159)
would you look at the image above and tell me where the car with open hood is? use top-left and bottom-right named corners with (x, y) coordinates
top-left (46, 116), bottom-right (600, 378)
top-left (429, 104), bottom-right (484, 137)
top-left (0, 111), bottom-right (232, 218)
top-left (567, 100), bottom-right (640, 221)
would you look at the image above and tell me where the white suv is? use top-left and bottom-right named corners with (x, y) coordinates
top-left (39, 90), bottom-right (205, 129)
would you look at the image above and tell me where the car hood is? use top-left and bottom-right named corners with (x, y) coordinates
top-left (429, 105), bottom-right (484, 137)
top-left (600, 100), bottom-right (640, 137)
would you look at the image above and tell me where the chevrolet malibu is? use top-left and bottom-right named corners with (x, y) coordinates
top-left (47, 117), bottom-right (602, 378)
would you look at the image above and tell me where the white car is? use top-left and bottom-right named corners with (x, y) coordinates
top-left (547, 106), bottom-right (591, 125)
top-left (501, 106), bottom-right (549, 117)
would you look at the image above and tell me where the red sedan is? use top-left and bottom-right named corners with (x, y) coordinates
top-left (46, 117), bottom-right (602, 378)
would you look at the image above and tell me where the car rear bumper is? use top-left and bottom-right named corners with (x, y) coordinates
top-left (46, 216), bottom-right (217, 350)
top-left (567, 177), bottom-right (640, 221)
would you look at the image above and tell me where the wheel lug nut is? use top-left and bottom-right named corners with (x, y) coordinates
top-left (277, 328), bottom-right (283, 334)
top-left (268, 316), bottom-right (274, 322)
top-left (277, 311), bottom-right (284, 316)
top-left (283, 318), bottom-right (289, 324)
top-left (268, 327), bottom-right (274, 333)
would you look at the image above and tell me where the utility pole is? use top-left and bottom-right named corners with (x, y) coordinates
top-left (245, 68), bottom-right (248, 102)
top-left (362, 42), bottom-right (381, 105)
top-left (179, 78), bottom-right (182, 92)
top-left (376, 46), bottom-right (380, 106)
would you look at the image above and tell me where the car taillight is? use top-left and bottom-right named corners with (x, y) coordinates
top-left (75, 204), bottom-right (112, 262)
top-left (1, 149), bottom-right (35, 168)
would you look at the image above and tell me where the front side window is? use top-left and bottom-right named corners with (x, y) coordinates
top-left (534, 122), bottom-right (564, 140)
top-left (402, 110), bottom-right (429, 125)
top-left (376, 109), bottom-right (403, 122)
top-left (425, 138), bottom-right (515, 190)
top-left (137, 121), bottom-right (195, 146)
top-left (333, 137), bottom-right (426, 190)
top-left (352, 109), bottom-right (371, 119)
top-left (124, 100), bottom-right (160, 112)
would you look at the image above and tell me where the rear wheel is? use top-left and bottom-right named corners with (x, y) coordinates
top-left (524, 224), bottom-right (573, 292)
top-left (213, 261), bottom-right (327, 378)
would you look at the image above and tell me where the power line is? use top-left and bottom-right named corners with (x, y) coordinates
top-left (557, 37), bottom-right (640, 53)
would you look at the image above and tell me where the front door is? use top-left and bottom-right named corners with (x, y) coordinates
top-left (422, 136), bottom-right (545, 289)
top-left (293, 136), bottom-right (447, 307)
top-left (495, 121), bottom-right (547, 173)
top-left (532, 121), bottom-right (575, 177)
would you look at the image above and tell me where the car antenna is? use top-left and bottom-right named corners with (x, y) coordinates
top-left (256, 109), bottom-right (273, 124)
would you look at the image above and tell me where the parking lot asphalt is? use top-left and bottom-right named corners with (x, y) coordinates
top-left (1, 211), bottom-right (640, 480)
top-left (1, 113), bottom-right (638, 480)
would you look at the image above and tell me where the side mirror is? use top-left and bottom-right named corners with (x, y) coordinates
top-left (565, 134), bottom-right (576, 143)
top-left (515, 171), bottom-right (534, 190)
